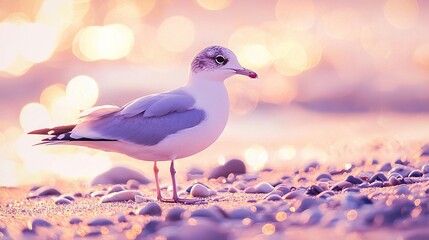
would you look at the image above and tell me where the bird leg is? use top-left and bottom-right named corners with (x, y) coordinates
top-left (153, 161), bottom-right (164, 201)
top-left (169, 158), bottom-right (201, 204)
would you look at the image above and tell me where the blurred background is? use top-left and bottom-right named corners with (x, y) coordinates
top-left (1, 0), bottom-right (429, 186)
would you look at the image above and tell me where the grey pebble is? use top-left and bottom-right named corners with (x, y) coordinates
top-left (33, 186), bottom-right (61, 197)
top-left (316, 173), bottom-right (332, 181)
top-left (306, 185), bottom-right (323, 196)
top-left (274, 184), bottom-right (291, 195)
top-left (369, 181), bottom-right (383, 188)
top-left (191, 207), bottom-right (224, 221)
top-left (283, 189), bottom-right (306, 199)
top-left (264, 194), bottom-right (282, 201)
top-left (59, 194), bottom-right (75, 201)
top-left (244, 182), bottom-right (274, 194)
top-left (100, 190), bottom-right (143, 203)
top-left (117, 214), bottom-right (128, 223)
top-left (379, 162), bottom-right (392, 172)
top-left (368, 172), bottom-right (388, 183)
top-left (85, 230), bottom-right (102, 237)
top-left (126, 179), bottom-right (141, 189)
top-left (228, 207), bottom-right (256, 220)
top-left (304, 161), bottom-right (320, 172)
top-left (69, 217), bottom-right (82, 225)
top-left (296, 198), bottom-right (319, 212)
top-left (208, 159), bottom-right (246, 179)
top-left (165, 207), bottom-right (186, 221)
top-left (87, 217), bottom-right (114, 226)
top-left (408, 170), bottom-right (423, 178)
top-left (137, 202), bottom-right (162, 216)
top-left (422, 164), bottom-right (429, 174)
top-left (345, 175), bottom-right (363, 184)
top-left (29, 218), bottom-right (52, 229)
top-left (227, 187), bottom-right (238, 193)
top-left (389, 176), bottom-right (401, 186)
top-left (388, 166), bottom-right (412, 177)
top-left (54, 197), bottom-right (72, 205)
top-left (106, 184), bottom-right (125, 194)
top-left (90, 166), bottom-right (150, 185)
top-left (317, 190), bottom-right (335, 199)
top-left (90, 190), bottom-right (105, 198)
top-left (331, 181), bottom-right (352, 191)
top-left (394, 185), bottom-right (410, 195)
top-left (358, 182), bottom-right (369, 188)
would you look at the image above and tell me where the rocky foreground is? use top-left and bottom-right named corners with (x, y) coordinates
top-left (1, 154), bottom-right (429, 240)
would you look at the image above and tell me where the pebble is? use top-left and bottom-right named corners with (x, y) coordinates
top-left (126, 179), bottom-right (141, 189)
top-left (208, 159), bottom-right (246, 179)
top-left (388, 166), bottom-right (412, 177)
top-left (316, 173), bottom-right (332, 181)
top-left (106, 184), bottom-right (125, 194)
top-left (90, 166), bottom-right (150, 185)
top-left (32, 186), bottom-right (61, 197)
top-left (331, 181), bottom-right (352, 191)
top-left (369, 181), bottom-right (383, 188)
top-left (317, 190), bottom-right (335, 199)
top-left (190, 184), bottom-right (217, 197)
top-left (274, 184), bottom-right (291, 195)
top-left (389, 176), bottom-right (401, 186)
top-left (59, 194), bottom-right (75, 201)
top-left (343, 187), bottom-right (360, 193)
top-left (368, 172), bottom-right (388, 183)
top-left (378, 162), bottom-right (392, 172)
top-left (69, 217), bottom-right (83, 225)
top-left (160, 220), bottom-right (230, 240)
top-left (87, 217), bottom-right (114, 226)
top-left (304, 161), bottom-right (320, 172)
top-left (227, 187), bottom-right (238, 193)
top-left (90, 190), bottom-right (105, 198)
top-left (54, 197), bottom-right (72, 205)
top-left (135, 195), bottom-right (155, 203)
top-left (29, 218), bottom-right (52, 229)
top-left (408, 170), bottom-right (423, 177)
top-left (345, 175), bottom-right (364, 184)
top-left (165, 207), bottom-right (186, 221)
top-left (100, 190), bottom-right (143, 203)
top-left (283, 189), bottom-right (306, 199)
top-left (228, 208), bottom-right (256, 220)
top-left (264, 194), bottom-right (282, 201)
top-left (117, 214), bottom-right (128, 223)
top-left (422, 164), bottom-right (429, 174)
top-left (232, 181), bottom-right (247, 190)
top-left (394, 185), bottom-right (410, 195)
top-left (191, 207), bottom-right (224, 221)
top-left (296, 198), bottom-right (319, 212)
top-left (244, 182), bottom-right (274, 194)
top-left (137, 202), bottom-right (162, 216)
top-left (306, 185), bottom-right (323, 196)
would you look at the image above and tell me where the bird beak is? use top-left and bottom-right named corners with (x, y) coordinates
top-left (232, 68), bottom-right (258, 79)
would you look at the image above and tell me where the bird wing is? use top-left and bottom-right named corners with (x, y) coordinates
top-left (70, 89), bottom-right (206, 146)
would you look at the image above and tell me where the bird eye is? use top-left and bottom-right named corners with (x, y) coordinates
top-left (215, 55), bottom-right (225, 65)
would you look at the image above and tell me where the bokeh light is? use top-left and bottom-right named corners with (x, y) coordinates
top-left (244, 145), bottom-right (268, 171)
top-left (384, 0), bottom-right (419, 29)
top-left (74, 24), bottom-right (134, 61)
top-left (275, 0), bottom-right (315, 31)
top-left (19, 103), bottom-right (52, 133)
top-left (66, 75), bottom-right (99, 110)
top-left (197, 0), bottom-right (231, 11)
top-left (157, 16), bottom-right (195, 53)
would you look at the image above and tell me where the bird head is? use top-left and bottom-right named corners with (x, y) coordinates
top-left (190, 46), bottom-right (257, 82)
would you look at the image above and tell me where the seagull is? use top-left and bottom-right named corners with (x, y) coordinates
top-left (29, 45), bottom-right (257, 203)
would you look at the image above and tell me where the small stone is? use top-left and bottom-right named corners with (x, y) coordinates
top-left (283, 189), bottom-right (306, 199)
top-left (408, 170), bottom-right (423, 178)
top-left (33, 186), bottom-right (61, 197)
top-left (316, 173), bottom-right (332, 181)
top-left (54, 197), bottom-right (72, 205)
top-left (137, 202), bottom-right (162, 216)
top-left (264, 194), bottom-right (282, 201)
top-left (368, 172), bottom-right (388, 183)
top-left (306, 185), bottom-right (323, 196)
top-left (117, 214), bottom-right (128, 223)
top-left (345, 175), bottom-right (363, 184)
top-left (232, 181), bottom-right (247, 190)
top-left (388, 166), bottom-right (412, 177)
top-left (394, 185), bottom-right (410, 195)
top-left (395, 159), bottom-right (409, 165)
top-left (191, 208), bottom-right (224, 221)
top-left (188, 167), bottom-right (204, 175)
top-left (106, 184), bottom-right (125, 194)
top-left (389, 176), bottom-right (401, 186)
top-left (190, 184), bottom-right (216, 197)
top-left (371, 159), bottom-right (379, 165)
top-left (165, 207), bottom-right (186, 221)
top-left (296, 198), bottom-right (319, 212)
top-left (422, 164), bottom-right (429, 174)
top-left (87, 217), bottom-right (114, 226)
top-left (59, 194), bottom-right (75, 201)
top-left (208, 159), bottom-right (246, 179)
top-left (229, 208), bottom-right (256, 220)
top-left (343, 187), bottom-right (360, 193)
top-left (90, 166), bottom-right (150, 185)
top-left (126, 179), bottom-right (141, 189)
top-left (69, 218), bottom-right (82, 225)
top-left (274, 184), bottom-right (291, 195)
top-left (369, 181), bottom-right (383, 188)
top-left (227, 187), bottom-right (238, 193)
top-left (100, 190), bottom-right (143, 203)
top-left (358, 182), bottom-right (369, 188)
top-left (29, 218), bottom-right (52, 229)
top-left (90, 190), bottom-right (105, 198)
top-left (317, 190), bottom-right (335, 199)
top-left (304, 161), bottom-right (320, 172)
top-left (331, 181), bottom-right (352, 191)
top-left (378, 163), bottom-right (392, 172)
top-left (135, 195), bottom-right (155, 203)
top-left (252, 182), bottom-right (274, 193)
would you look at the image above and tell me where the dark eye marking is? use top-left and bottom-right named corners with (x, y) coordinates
top-left (215, 55), bottom-right (228, 65)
